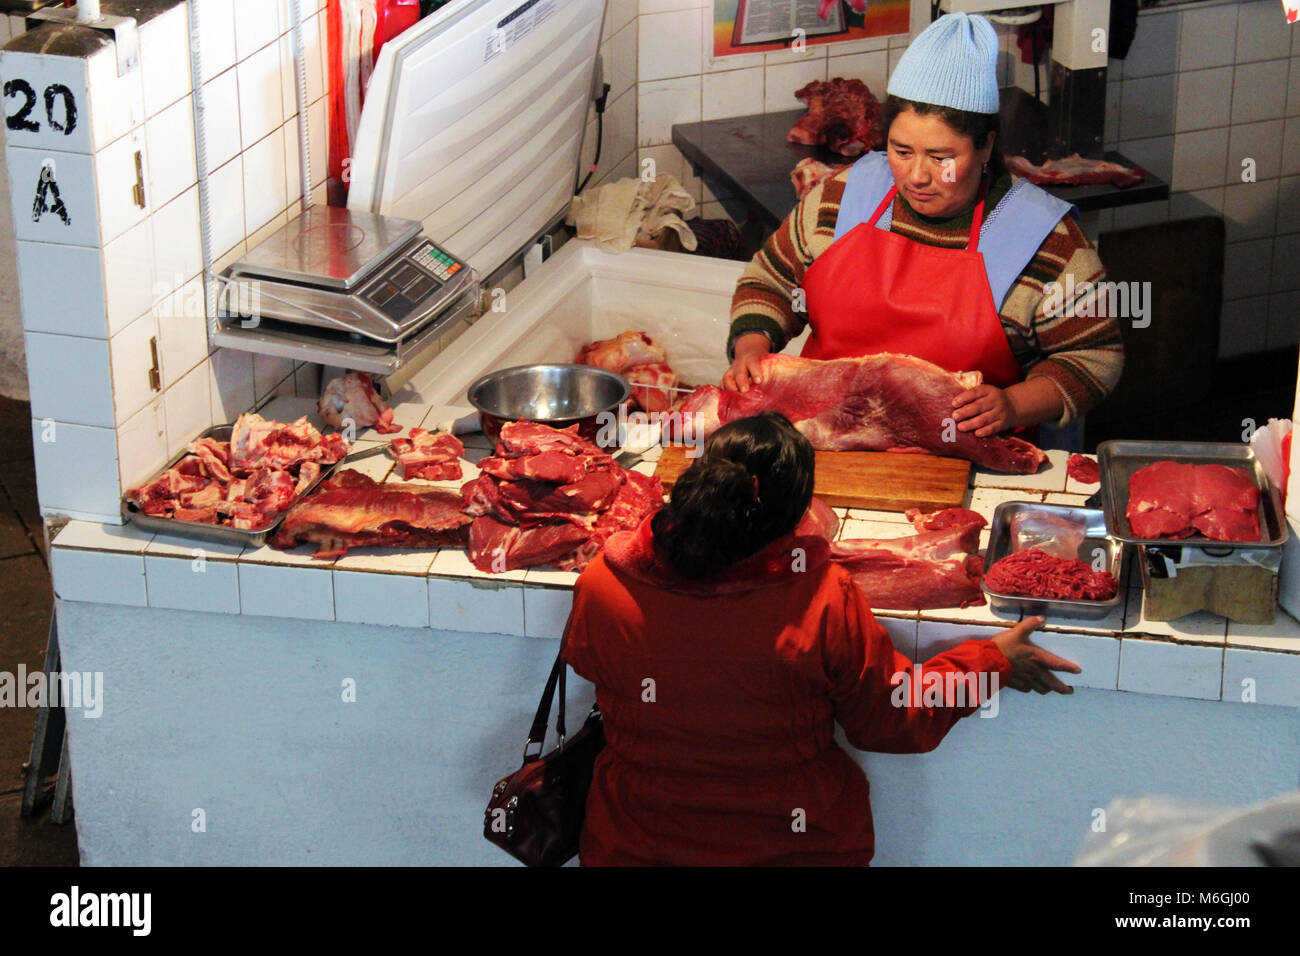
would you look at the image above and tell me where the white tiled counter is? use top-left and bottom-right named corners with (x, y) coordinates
top-left (48, 427), bottom-right (1300, 865)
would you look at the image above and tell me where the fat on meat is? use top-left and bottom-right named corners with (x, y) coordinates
top-left (830, 507), bottom-right (987, 610)
top-left (624, 363), bottom-right (680, 414)
top-left (318, 372), bottom-right (401, 434)
top-left (677, 353), bottom-right (1047, 474)
top-left (576, 331), bottom-right (668, 372)
top-left (388, 428), bottom-right (464, 481)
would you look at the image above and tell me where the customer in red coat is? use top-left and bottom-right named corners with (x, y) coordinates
top-left (563, 412), bottom-right (1078, 865)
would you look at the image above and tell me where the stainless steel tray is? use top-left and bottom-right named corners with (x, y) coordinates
top-left (1097, 440), bottom-right (1287, 549)
top-left (122, 424), bottom-right (342, 547)
top-left (982, 502), bottom-right (1124, 620)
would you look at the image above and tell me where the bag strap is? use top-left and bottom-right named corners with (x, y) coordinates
top-left (523, 646), bottom-right (566, 762)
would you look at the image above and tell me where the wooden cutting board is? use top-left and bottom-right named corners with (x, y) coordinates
top-left (653, 446), bottom-right (971, 512)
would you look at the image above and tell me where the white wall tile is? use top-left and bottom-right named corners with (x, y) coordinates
top-left (31, 419), bottom-right (121, 518)
top-left (196, 0), bottom-right (238, 85)
top-left (110, 309), bottom-right (162, 424)
top-left (1223, 237), bottom-right (1276, 298)
top-left (93, 129), bottom-right (149, 247)
top-left (1120, 11), bottom-right (1178, 79)
top-left (917, 619), bottom-right (1004, 661)
top-left (764, 59), bottom-right (828, 113)
top-left (6, 145), bottom-right (100, 247)
top-left (242, 126), bottom-right (287, 233)
top-left (1175, 66), bottom-right (1233, 133)
top-left (1117, 135), bottom-right (1174, 183)
top-left (1228, 119), bottom-right (1285, 182)
top-left (1267, 290), bottom-right (1300, 347)
top-left (1235, 0), bottom-right (1292, 64)
top-left (140, 2), bottom-right (193, 118)
top-left (637, 77), bottom-right (700, 147)
top-left (1029, 630), bottom-right (1120, 691)
top-left (1219, 295), bottom-right (1271, 357)
top-left (0, 49), bottom-right (92, 154)
top-left (608, 21), bottom-right (637, 100)
top-left (1288, 58), bottom-right (1300, 117)
top-left (1172, 126), bottom-right (1229, 190)
top-left (208, 348), bottom-right (256, 421)
top-left (1169, 186), bottom-right (1224, 220)
top-left (1272, 232), bottom-right (1300, 291)
top-left (104, 218), bottom-right (155, 337)
top-left (1223, 648), bottom-right (1300, 707)
top-left (1178, 2), bottom-right (1238, 72)
top-left (1118, 638), bottom-right (1223, 700)
top-left (827, 49), bottom-right (889, 95)
top-left (156, 276), bottom-right (210, 389)
top-left (237, 42), bottom-right (284, 148)
top-left (428, 572), bottom-right (526, 635)
top-left (151, 186), bottom-right (202, 299)
top-left (1284, 117), bottom-right (1300, 177)
top-left (52, 548), bottom-right (146, 606)
top-left (16, 240), bottom-right (107, 338)
top-left (117, 396), bottom-right (168, 491)
top-left (1232, 60), bottom-right (1289, 125)
top-left (638, 0), bottom-right (697, 13)
top-left (877, 614), bottom-right (918, 659)
top-left (1103, 80), bottom-right (1121, 149)
top-left (146, 554), bottom-right (241, 614)
top-left (145, 95), bottom-right (198, 209)
top-left (334, 570), bottom-right (430, 628)
top-left (199, 68), bottom-right (242, 169)
top-left (639, 9), bottom-right (702, 81)
top-left (1276, 175), bottom-right (1300, 233)
top-left (1121, 74), bottom-right (1176, 140)
top-left (207, 155), bottom-right (246, 259)
top-left (253, 352), bottom-right (295, 402)
top-left (1222, 179), bottom-right (1281, 242)
top-left (523, 585), bottom-right (574, 639)
top-left (701, 67), bottom-right (762, 122)
top-left (234, 0), bottom-right (282, 61)
top-left (308, 95), bottom-right (328, 188)
top-left (165, 363), bottom-right (213, 456)
top-left (239, 563), bottom-right (334, 620)
top-left (609, 0), bottom-right (636, 37)
top-left (25, 331), bottom-right (114, 428)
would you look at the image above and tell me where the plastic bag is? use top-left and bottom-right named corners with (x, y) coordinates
top-left (1249, 417), bottom-right (1292, 503)
top-left (1010, 510), bottom-right (1086, 560)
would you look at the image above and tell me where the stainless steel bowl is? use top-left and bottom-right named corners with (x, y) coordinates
top-left (467, 363), bottom-right (631, 443)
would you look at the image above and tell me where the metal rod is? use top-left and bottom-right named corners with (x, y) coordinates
top-left (289, 0), bottom-right (313, 213)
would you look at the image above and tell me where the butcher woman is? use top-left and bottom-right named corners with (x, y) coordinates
top-left (724, 13), bottom-right (1123, 441)
top-left (563, 412), bottom-right (1079, 865)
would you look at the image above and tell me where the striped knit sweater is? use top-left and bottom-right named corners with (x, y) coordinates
top-left (728, 164), bottom-right (1124, 426)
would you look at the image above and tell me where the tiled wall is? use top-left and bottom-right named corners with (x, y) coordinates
top-left (1100, 0), bottom-right (1298, 359)
top-left (2, 0), bottom-right (330, 522)
top-left (578, 0), bottom-right (639, 190)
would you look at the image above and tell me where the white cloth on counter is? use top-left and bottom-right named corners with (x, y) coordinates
top-left (566, 175), bottom-right (698, 253)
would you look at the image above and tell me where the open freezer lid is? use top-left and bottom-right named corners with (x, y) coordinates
top-left (346, 0), bottom-right (605, 280)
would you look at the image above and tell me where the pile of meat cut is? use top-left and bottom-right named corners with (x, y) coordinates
top-left (576, 331), bottom-right (681, 414)
top-left (676, 352), bottom-right (1047, 474)
top-left (829, 508), bottom-right (988, 610)
top-left (787, 78), bottom-right (883, 158)
top-left (1126, 461), bottom-right (1261, 542)
top-left (984, 549), bottom-right (1118, 602)
top-left (388, 428), bottom-right (464, 480)
top-left (461, 421), bottom-right (665, 572)
top-left (1004, 154), bottom-right (1146, 188)
top-left (269, 470), bottom-right (471, 558)
top-left (125, 414), bottom-right (350, 530)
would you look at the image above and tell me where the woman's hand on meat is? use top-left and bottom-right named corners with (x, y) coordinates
top-left (722, 333), bottom-right (772, 393)
top-left (951, 384), bottom-right (1017, 437)
top-left (991, 616), bottom-right (1080, 695)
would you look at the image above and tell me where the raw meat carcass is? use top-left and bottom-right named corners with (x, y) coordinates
top-left (677, 353), bottom-right (1047, 474)
top-left (1067, 453), bottom-right (1100, 484)
top-left (269, 470), bottom-right (471, 559)
top-left (624, 363), bottom-right (680, 414)
top-left (830, 507), bottom-right (987, 610)
top-left (468, 517), bottom-right (594, 573)
top-left (1126, 461), bottom-right (1261, 542)
top-left (984, 548), bottom-right (1117, 602)
top-left (388, 428), bottom-right (464, 481)
top-left (1005, 154), bottom-right (1146, 188)
top-left (318, 372), bottom-right (400, 434)
top-left (787, 78), bottom-right (883, 158)
top-left (791, 158), bottom-right (849, 200)
top-left (230, 413), bottom-right (350, 472)
top-left (1010, 511), bottom-right (1086, 561)
top-left (576, 331), bottom-right (668, 371)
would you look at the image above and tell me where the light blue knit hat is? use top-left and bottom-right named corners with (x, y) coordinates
top-left (886, 13), bottom-right (1000, 114)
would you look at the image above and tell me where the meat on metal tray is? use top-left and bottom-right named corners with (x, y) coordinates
top-left (1097, 440), bottom-right (1287, 549)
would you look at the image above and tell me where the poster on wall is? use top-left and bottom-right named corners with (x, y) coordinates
top-left (712, 0), bottom-right (910, 57)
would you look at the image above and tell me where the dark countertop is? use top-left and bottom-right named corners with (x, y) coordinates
top-left (674, 90), bottom-right (1169, 234)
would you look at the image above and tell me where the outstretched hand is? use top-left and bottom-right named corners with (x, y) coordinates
top-left (721, 333), bottom-right (772, 393)
top-left (992, 616), bottom-right (1080, 695)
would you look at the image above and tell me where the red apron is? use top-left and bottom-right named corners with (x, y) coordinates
top-left (800, 181), bottom-right (1024, 389)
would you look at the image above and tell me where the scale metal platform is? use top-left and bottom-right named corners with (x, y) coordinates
top-left (212, 206), bottom-right (479, 376)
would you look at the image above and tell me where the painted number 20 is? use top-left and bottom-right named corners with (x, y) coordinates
top-left (4, 79), bottom-right (77, 135)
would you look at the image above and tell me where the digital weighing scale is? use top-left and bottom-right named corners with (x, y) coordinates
top-left (211, 205), bottom-right (479, 376)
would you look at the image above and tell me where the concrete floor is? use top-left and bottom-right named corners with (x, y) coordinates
top-left (0, 397), bottom-right (78, 866)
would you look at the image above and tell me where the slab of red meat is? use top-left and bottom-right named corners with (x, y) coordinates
top-left (468, 516), bottom-right (593, 573)
top-left (318, 371), bottom-right (400, 434)
top-left (388, 428), bottom-right (464, 480)
top-left (985, 548), bottom-right (1117, 601)
top-left (1127, 461), bottom-right (1260, 542)
top-left (1005, 153), bottom-right (1146, 188)
top-left (554, 470), bottom-right (666, 572)
top-left (830, 507), bottom-right (987, 610)
top-left (787, 78), bottom-right (882, 158)
top-left (270, 469), bottom-right (471, 558)
top-left (677, 353), bottom-right (1046, 474)
top-left (575, 331), bottom-right (667, 371)
top-left (1067, 453), bottom-right (1100, 484)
